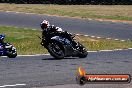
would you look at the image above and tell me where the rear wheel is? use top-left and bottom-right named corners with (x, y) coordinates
top-left (47, 41), bottom-right (65, 59)
top-left (7, 47), bottom-right (17, 58)
top-left (78, 48), bottom-right (88, 58)
top-left (77, 43), bottom-right (88, 58)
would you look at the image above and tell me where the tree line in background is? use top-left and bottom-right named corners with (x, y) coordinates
top-left (0, 0), bottom-right (132, 4)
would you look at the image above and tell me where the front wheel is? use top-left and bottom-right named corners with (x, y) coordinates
top-left (7, 46), bottom-right (17, 58)
top-left (47, 41), bottom-right (65, 59)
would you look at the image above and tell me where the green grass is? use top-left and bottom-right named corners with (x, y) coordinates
top-left (75, 36), bottom-right (132, 51)
top-left (0, 26), bottom-right (48, 55)
top-left (0, 26), bottom-right (132, 55)
top-left (0, 4), bottom-right (132, 21)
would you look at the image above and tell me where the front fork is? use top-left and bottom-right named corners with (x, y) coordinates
top-left (40, 39), bottom-right (48, 49)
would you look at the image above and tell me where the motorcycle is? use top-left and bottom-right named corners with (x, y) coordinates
top-left (40, 31), bottom-right (88, 59)
top-left (0, 35), bottom-right (17, 58)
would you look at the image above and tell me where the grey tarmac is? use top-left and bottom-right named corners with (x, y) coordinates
top-left (33, 84), bottom-right (132, 88)
top-left (0, 50), bottom-right (132, 88)
top-left (0, 11), bottom-right (132, 88)
top-left (0, 11), bottom-right (132, 40)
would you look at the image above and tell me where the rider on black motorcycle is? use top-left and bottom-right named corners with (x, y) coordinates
top-left (40, 20), bottom-right (77, 49)
top-left (40, 20), bottom-right (87, 59)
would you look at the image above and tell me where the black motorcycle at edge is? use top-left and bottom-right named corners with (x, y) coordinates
top-left (39, 32), bottom-right (88, 59)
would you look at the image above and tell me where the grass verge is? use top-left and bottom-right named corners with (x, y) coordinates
top-left (0, 26), bottom-right (132, 55)
top-left (0, 26), bottom-right (48, 55)
top-left (0, 4), bottom-right (132, 21)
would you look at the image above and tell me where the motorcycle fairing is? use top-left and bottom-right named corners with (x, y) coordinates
top-left (51, 36), bottom-right (71, 45)
top-left (51, 36), bottom-right (75, 56)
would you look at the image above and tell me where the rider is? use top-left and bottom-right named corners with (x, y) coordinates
top-left (40, 20), bottom-right (63, 39)
top-left (40, 20), bottom-right (77, 48)
top-left (0, 34), bottom-right (5, 49)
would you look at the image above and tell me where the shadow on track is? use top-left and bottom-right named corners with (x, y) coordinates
top-left (42, 57), bottom-right (83, 60)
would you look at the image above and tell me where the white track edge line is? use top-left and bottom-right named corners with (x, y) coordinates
top-left (1, 48), bottom-right (132, 57)
top-left (3, 10), bottom-right (132, 24)
top-left (17, 48), bottom-right (132, 56)
top-left (17, 54), bottom-right (50, 56)
top-left (2, 23), bottom-right (129, 42)
top-left (0, 84), bottom-right (26, 88)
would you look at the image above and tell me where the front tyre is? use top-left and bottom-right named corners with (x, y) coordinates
top-left (7, 46), bottom-right (17, 58)
top-left (47, 41), bottom-right (65, 59)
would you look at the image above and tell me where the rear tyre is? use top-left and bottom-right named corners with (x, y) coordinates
top-left (78, 49), bottom-right (88, 58)
top-left (77, 43), bottom-right (88, 58)
top-left (47, 41), bottom-right (65, 59)
top-left (7, 47), bottom-right (17, 58)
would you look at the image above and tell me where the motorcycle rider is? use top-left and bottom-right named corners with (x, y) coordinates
top-left (0, 34), bottom-right (12, 49)
top-left (0, 34), bottom-right (5, 49)
top-left (40, 20), bottom-right (77, 48)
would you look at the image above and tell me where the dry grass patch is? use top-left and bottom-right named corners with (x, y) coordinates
top-left (0, 4), bottom-right (132, 20)
top-left (0, 26), bottom-right (132, 55)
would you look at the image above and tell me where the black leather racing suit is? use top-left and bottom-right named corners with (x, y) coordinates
top-left (41, 25), bottom-right (76, 48)
top-left (0, 40), bottom-right (5, 49)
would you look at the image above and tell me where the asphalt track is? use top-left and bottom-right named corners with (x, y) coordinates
top-left (0, 11), bottom-right (132, 88)
top-left (0, 11), bottom-right (132, 40)
top-left (0, 50), bottom-right (132, 88)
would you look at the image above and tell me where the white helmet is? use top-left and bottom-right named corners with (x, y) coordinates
top-left (40, 20), bottom-right (50, 29)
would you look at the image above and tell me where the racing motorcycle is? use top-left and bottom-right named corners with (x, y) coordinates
top-left (0, 35), bottom-right (17, 58)
top-left (40, 31), bottom-right (88, 59)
